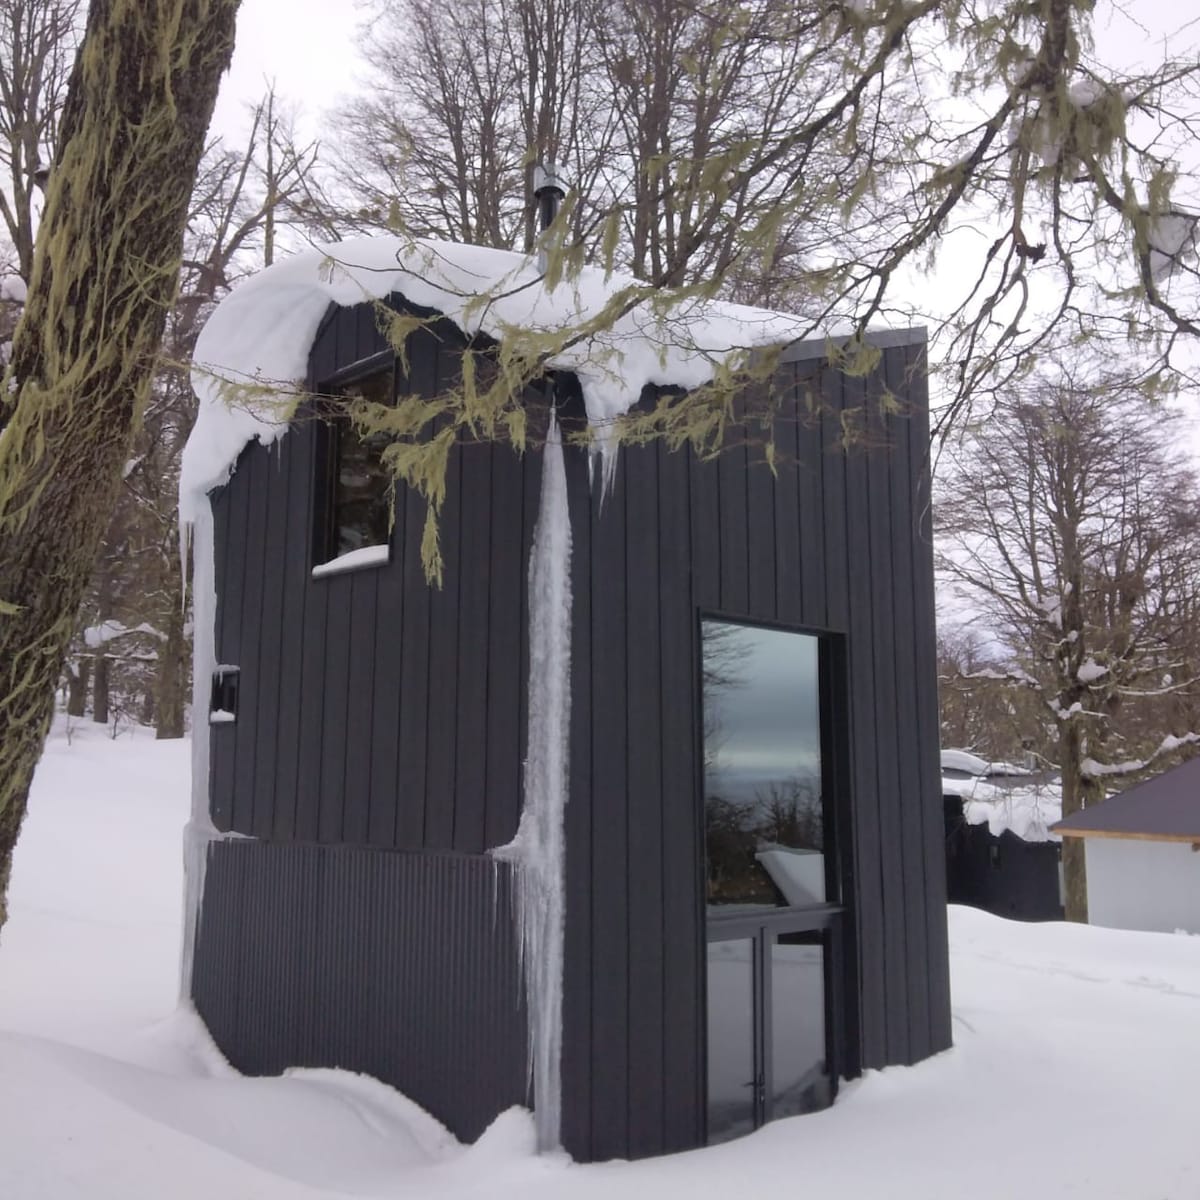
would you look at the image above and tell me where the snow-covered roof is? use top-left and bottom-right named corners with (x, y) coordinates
top-left (181, 235), bottom-right (811, 519)
top-left (944, 772), bottom-right (1063, 843)
top-left (941, 749), bottom-right (990, 776)
top-left (940, 748), bottom-right (1033, 779)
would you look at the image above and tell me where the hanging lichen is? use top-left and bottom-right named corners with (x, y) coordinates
top-left (0, 0), bottom-right (241, 929)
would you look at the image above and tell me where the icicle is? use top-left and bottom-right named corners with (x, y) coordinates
top-left (491, 410), bottom-right (572, 1152)
top-left (178, 498), bottom-right (220, 998)
top-left (588, 422), bottom-right (620, 505)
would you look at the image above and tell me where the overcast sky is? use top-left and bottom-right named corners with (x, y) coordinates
top-left (210, 0), bottom-right (362, 143)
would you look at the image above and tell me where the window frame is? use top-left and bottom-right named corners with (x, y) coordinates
top-left (697, 611), bottom-right (848, 916)
top-left (695, 609), bottom-right (856, 1143)
top-left (311, 351), bottom-right (398, 575)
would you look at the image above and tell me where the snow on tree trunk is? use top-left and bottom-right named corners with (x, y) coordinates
top-left (0, 0), bottom-right (241, 932)
top-left (493, 411), bottom-right (572, 1152)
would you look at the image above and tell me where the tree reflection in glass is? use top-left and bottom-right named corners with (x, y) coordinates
top-left (701, 620), bottom-right (824, 910)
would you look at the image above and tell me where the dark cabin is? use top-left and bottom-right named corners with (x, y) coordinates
top-left (943, 802), bottom-right (1064, 921)
top-left (941, 759), bottom-right (1064, 922)
top-left (188, 258), bottom-right (952, 1162)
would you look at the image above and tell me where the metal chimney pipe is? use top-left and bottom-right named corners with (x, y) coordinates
top-left (533, 163), bottom-right (567, 273)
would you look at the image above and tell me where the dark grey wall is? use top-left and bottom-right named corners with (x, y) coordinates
top-left (210, 304), bottom-right (540, 852)
top-left (195, 299), bottom-right (951, 1163)
top-left (559, 341), bottom-right (952, 1161)
top-left (192, 840), bottom-right (528, 1141)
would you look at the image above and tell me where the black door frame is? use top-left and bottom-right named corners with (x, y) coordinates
top-left (696, 612), bottom-right (858, 1142)
top-left (705, 904), bottom-right (845, 1133)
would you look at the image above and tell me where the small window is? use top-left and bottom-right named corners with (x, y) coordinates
top-left (314, 368), bottom-right (394, 570)
top-left (210, 666), bottom-right (239, 724)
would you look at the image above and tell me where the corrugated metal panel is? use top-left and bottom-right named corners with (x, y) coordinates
top-left (193, 840), bottom-right (528, 1142)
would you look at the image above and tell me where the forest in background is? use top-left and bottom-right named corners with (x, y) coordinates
top-left (0, 0), bottom-right (1196, 812)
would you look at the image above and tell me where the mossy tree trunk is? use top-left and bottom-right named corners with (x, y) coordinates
top-left (0, 0), bottom-right (241, 931)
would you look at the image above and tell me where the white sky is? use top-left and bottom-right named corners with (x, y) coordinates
top-left (210, 0), bottom-right (363, 143)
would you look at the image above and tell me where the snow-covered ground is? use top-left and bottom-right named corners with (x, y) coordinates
top-left (2, 720), bottom-right (1199, 1199)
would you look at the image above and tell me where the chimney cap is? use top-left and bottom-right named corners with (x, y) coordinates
top-left (533, 162), bottom-right (567, 199)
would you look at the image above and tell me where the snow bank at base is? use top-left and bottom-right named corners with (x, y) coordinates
top-left (8, 726), bottom-right (1200, 1199)
top-left (180, 235), bottom-right (809, 517)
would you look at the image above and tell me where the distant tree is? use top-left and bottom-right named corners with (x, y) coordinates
top-left (936, 374), bottom-right (1200, 920)
top-left (0, 0), bottom-right (82, 281)
top-left (56, 88), bottom-right (322, 739)
top-left (0, 0), bottom-right (241, 930)
top-left (936, 625), bottom-right (1050, 765)
top-left (328, 0), bottom-right (839, 313)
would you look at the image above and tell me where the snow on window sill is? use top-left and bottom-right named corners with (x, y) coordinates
top-left (209, 710), bottom-right (236, 725)
top-left (310, 543), bottom-right (390, 579)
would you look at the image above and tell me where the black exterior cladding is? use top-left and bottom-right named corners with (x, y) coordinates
top-left (191, 295), bottom-right (952, 1162)
top-left (944, 798), bottom-right (1064, 921)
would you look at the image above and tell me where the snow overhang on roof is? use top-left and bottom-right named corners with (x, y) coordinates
top-left (944, 774), bottom-right (1063, 844)
top-left (180, 235), bottom-right (817, 521)
top-left (1052, 755), bottom-right (1200, 842)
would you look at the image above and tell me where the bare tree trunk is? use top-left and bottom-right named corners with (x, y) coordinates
top-left (91, 651), bottom-right (110, 727)
top-left (1059, 722), bottom-right (1089, 923)
top-left (65, 657), bottom-right (90, 716)
top-left (91, 569), bottom-right (111, 724)
top-left (0, 0), bottom-right (241, 932)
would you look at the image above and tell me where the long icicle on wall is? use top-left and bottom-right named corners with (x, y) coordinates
top-left (178, 501), bottom-right (220, 998)
top-left (493, 408), bottom-right (573, 1152)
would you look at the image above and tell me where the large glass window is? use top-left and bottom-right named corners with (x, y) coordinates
top-left (701, 619), bottom-right (825, 910)
top-left (318, 369), bottom-right (394, 564)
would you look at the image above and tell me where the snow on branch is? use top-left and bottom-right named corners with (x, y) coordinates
top-left (1076, 658), bottom-right (1108, 685)
top-left (956, 665), bottom-right (1042, 688)
top-left (82, 620), bottom-right (164, 648)
top-left (1081, 732), bottom-right (1200, 779)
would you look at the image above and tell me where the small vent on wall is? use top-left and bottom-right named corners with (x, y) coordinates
top-left (210, 666), bottom-right (240, 725)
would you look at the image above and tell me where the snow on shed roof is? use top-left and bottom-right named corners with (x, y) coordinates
top-left (1052, 755), bottom-right (1200, 842)
top-left (941, 748), bottom-right (990, 776)
top-left (943, 773), bottom-right (1063, 843)
top-left (180, 235), bottom-right (814, 519)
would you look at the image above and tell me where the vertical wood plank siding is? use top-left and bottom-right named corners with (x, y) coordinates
top-left (198, 299), bottom-right (950, 1162)
top-left (208, 307), bottom-right (534, 856)
top-left (560, 338), bottom-right (951, 1160)
top-left (192, 841), bottom-right (528, 1142)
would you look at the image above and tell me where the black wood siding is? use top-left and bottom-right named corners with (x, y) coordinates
top-left (944, 801), bottom-right (1064, 921)
top-left (560, 335), bottom-right (951, 1161)
top-left (199, 300), bottom-right (950, 1162)
top-left (209, 304), bottom-right (537, 854)
top-left (192, 840), bottom-right (528, 1140)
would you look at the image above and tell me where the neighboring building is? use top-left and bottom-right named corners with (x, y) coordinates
top-left (180, 235), bottom-right (952, 1163)
top-left (1053, 756), bottom-right (1200, 935)
top-left (942, 753), bottom-right (1064, 921)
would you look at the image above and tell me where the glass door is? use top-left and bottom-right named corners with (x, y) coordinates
top-left (700, 617), bottom-right (845, 1143)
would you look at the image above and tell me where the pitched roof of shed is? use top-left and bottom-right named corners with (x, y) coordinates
top-left (1051, 755), bottom-right (1200, 842)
